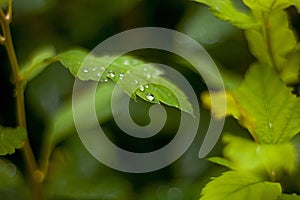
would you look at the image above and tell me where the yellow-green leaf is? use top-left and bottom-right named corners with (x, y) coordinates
top-left (200, 171), bottom-right (281, 200)
top-left (0, 126), bottom-right (27, 155)
top-left (193, 0), bottom-right (258, 29)
top-left (222, 134), bottom-right (296, 178)
top-left (233, 64), bottom-right (300, 143)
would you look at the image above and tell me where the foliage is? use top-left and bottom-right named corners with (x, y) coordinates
top-left (196, 0), bottom-right (300, 199)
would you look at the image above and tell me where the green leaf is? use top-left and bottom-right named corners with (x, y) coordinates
top-left (193, 0), bottom-right (258, 29)
top-left (245, 10), bottom-right (298, 84)
top-left (200, 171), bottom-right (281, 200)
top-left (20, 46), bottom-right (56, 82)
top-left (208, 157), bottom-right (233, 169)
top-left (222, 134), bottom-right (296, 178)
top-left (55, 49), bottom-right (89, 77)
top-left (233, 64), bottom-right (300, 143)
top-left (0, 126), bottom-right (27, 156)
top-left (47, 82), bottom-right (117, 146)
top-left (243, 0), bottom-right (296, 11)
top-left (56, 49), bottom-right (194, 115)
top-left (279, 194), bottom-right (300, 200)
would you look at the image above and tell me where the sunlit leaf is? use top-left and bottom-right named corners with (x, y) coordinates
top-left (20, 46), bottom-right (56, 82)
top-left (233, 64), bottom-right (300, 143)
top-left (193, 0), bottom-right (258, 29)
top-left (222, 134), bottom-right (296, 178)
top-left (200, 171), bottom-right (281, 200)
top-left (56, 49), bottom-right (194, 115)
top-left (208, 157), bottom-right (233, 169)
top-left (243, 0), bottom-right (296, 11)
top-left (201, 91), bottom-right (256, 135)
top-left (245, 10), bottom-right (298, 84)
top-left (0, 126), bottom-right (27, 155)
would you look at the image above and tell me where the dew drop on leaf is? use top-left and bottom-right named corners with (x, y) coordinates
top-left (107, 70), bottom-right (115, 78)
top-left (139, 85), bottom-right (145, 92)
top-left (269, 123), bottom-right (272, 128)
top-left (92, 66), bottom-right (97, 71)
top-left (134, 80), bottom-right (139, 85)
top-left (146, 93), bottom-right (155, 101)
top-left (119, 72), bottom-right (124, 79)
top-left (83, 68), bottom-right (89, 73)
top-left (145, 85), bottom-right (149, 89)
top-left (123, 60), bottom-right (130, 66)
top-left (100, 78), bottom-right (108, 83)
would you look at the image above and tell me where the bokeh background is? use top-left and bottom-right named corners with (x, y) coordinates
top-left (0, 0), bottom-right (299, 199)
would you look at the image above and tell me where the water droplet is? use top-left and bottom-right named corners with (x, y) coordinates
top-left (139, 85), bottom-right (145, 92)
top-left (119, 72), bottom-right (124, 79)
top-left (269, 123), bottom-right (272, 128)
top-left (123, 60), bottom-right (130, 66)
top-left (146, 93), bottom-right (155, 101)
top-left (100, 78), bottom-right (108, 83)
top-left (145, 85), bottom-right (149, 89)
top-left (100, 66), bottom-right (105, 71)
top-left (107, 70), bottom-right (115, 78)
top-left (83, 67), bottom-right (89, 73)
top-left (134, 80), bottom-right (139, 84)
top-left (92, 66), bottom-right (97, 71)
top-left (146, 74), bottom-right (151, 79)
top-left (96, 72), bottom-right (101, 77)
top-left (143, 67), bottom-right (148, 72)
top-left (167, 93), bottom-right (172, 97)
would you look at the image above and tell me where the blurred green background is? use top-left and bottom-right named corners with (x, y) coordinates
top-left (0, 0), bottom-right (299, 199)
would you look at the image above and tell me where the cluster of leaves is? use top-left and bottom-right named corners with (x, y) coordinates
top-left (194, 0), bottom-right (300, 199)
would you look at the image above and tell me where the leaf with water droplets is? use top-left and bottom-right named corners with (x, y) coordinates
top-left (55, 49), bottom-right (194, 116)
top-left (0, 126), bottom-right (27, 156)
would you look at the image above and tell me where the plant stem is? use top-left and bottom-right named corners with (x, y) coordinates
top-left (0, 2), bottom-right (42, 199)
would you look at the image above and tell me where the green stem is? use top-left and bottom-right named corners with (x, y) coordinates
top-left (0, 2), bottom-right (43, 199)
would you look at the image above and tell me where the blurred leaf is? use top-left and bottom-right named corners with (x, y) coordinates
top-left (0, 159), bottom-right (29, 199)
top-left (193, 0), bottom-right (258, 29)
top-left (281, 44), bottom-right (300, 84)
top-left (20, 46), bottom-right (56, 83)
top-left (56, 49), bottom-right (194, 115)
top-left (40, 82), bottom-right (118, 180)
top-left (208, 157), bottom-right (233, 169)
top-left (201, 91), bottom-right (256, 134)
top-left (0, 126), bottom-right (27, 155)
top-left (46, 136), bottom-right (133, 199)
top-left (222, 134), bottom-right (296, 178)
top-left (0, 0), bottom-right (8, 7)
top-left (233, 64), bottom-right (300, 143)
top-left (200, 171), bottom-right (281, 200)
top-left (279, 194), bottom-right (300, 200)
